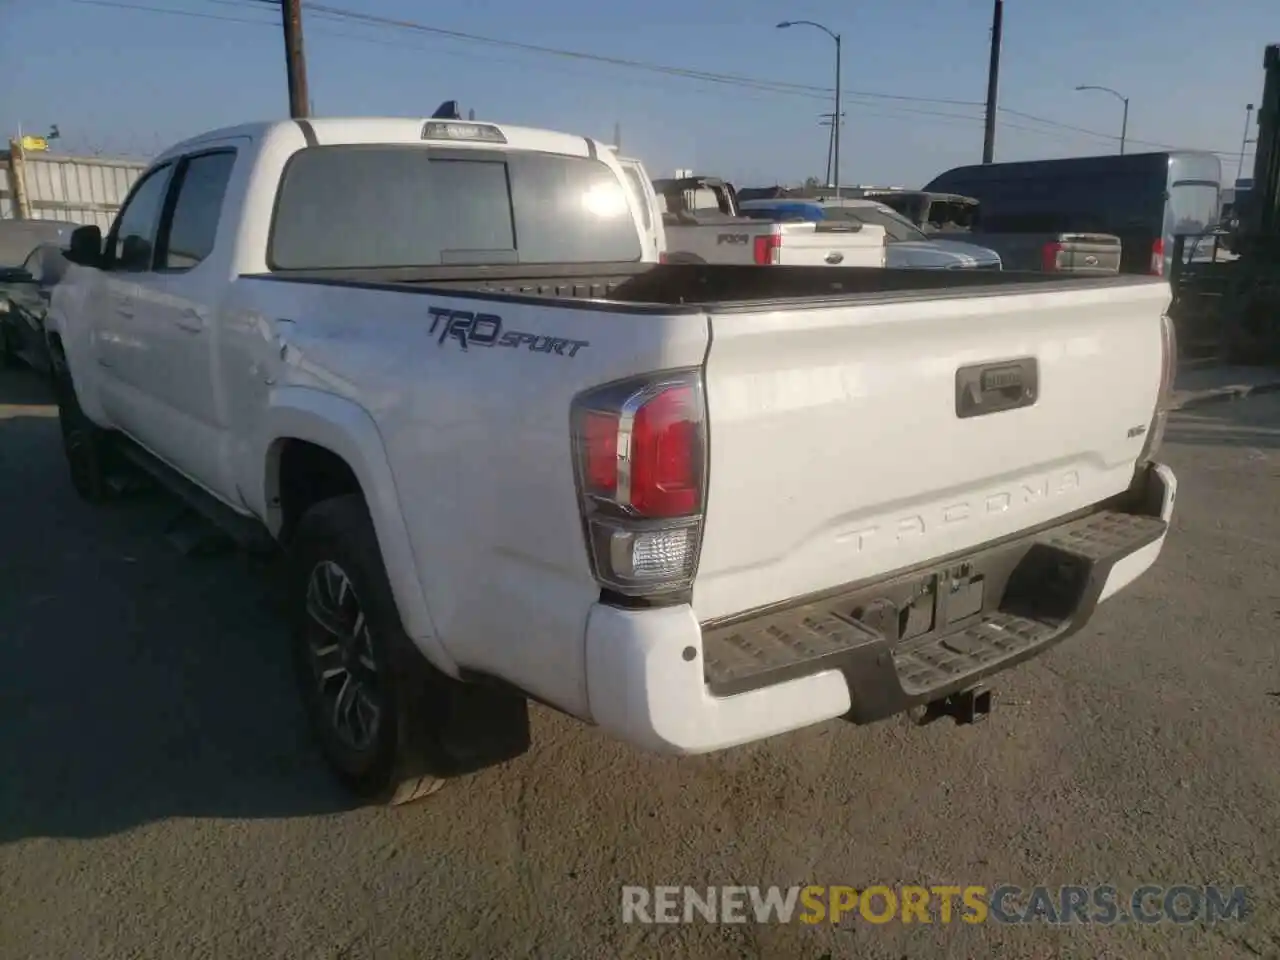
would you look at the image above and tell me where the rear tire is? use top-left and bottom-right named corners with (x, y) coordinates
top-left (53, 355), bottom-right (114, 504)
top-left (288, 495), bottom-right (447, 806)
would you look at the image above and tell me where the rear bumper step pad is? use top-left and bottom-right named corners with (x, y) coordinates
top-left (700, 509), bottom-right (1167, 724)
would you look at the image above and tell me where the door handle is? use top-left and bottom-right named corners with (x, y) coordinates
top-left (175, 308), bottom-right (206, 333)
top-left (955, 357), bottom-right (1039, 419)
top-left (116, 297), bottom-right (135, 318)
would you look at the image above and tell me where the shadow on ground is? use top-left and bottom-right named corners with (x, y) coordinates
top-left (1167, 396), bottom-right (1280, 451)
top-left (0, 367), bottom-right (353, 841)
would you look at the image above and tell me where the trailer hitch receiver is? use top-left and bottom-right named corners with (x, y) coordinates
top-left (911, 686), bottom-right (993, 727)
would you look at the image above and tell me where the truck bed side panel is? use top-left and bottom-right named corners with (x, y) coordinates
top-left (695, 281), bottom-right (1167, 623)
top-left (238, 278), bottom-right (709, 717)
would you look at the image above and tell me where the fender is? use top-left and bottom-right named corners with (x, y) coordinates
top-left (45, 267), bottom-right (111, 426)
top-left (261, 387), bottom-right (458, 677)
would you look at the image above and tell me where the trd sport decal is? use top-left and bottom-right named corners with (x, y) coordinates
top-left (428, 306), bottom-right (590, 357)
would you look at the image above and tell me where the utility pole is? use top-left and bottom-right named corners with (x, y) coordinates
top-left (822, 114), bottom-right (836, 186)
top-left (832, 32), bottom-right (842, 195)
top-left (281, 0), bottom-right (310, 119)
top-left (982, 0), bottom-right (1003, 163)
top-left (1237, 103), bottom-right (1255, 182)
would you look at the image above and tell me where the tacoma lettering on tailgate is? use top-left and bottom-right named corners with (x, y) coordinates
top-left (836, 470), bottom-right (1082, 553)
top-left (428, 306), bottom-right (590, 357)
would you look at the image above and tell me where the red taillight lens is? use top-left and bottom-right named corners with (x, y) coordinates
top-left (630, 384), bottom-right (700, 517)
top-left (658, 252), bottom-right (669, 264)
top-left (1150, 238), bottom-right (1165, 276)
top-left (572, 370), bottom-right (706, 599)
top-left (583, 410), bottom-right (620, 492)
top-left (1041, 241), bottom-right (1064, 272)
top-left (753, 233), bottom-right (781, 265)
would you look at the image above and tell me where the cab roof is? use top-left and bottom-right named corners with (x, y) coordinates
top-left (157, 117), bottom-right (603, 164)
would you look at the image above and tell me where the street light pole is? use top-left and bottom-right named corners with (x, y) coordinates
top-left (778, 20), bottom-right (842, 196)
top-left (1075, 84), bottom-right (1129, 154)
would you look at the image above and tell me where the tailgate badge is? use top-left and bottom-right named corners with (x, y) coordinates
top-left (825, 251), bottom-right (844, 265)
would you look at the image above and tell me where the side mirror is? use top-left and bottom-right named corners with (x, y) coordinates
top-left (67, 225), bottom-right (103, 267)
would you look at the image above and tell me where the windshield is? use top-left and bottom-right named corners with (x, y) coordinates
top-left (270, 146), bottom-right (642, 269)
top-left (824, 205), bottom-right (927, 243)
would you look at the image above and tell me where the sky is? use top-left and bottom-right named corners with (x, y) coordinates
top-left (0, 0), bottom-right (1274, 188)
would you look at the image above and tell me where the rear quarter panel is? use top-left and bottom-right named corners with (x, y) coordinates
top-left (235, 278), bottom-right (709, 718)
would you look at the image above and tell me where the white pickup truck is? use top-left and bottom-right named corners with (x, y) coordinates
top-left (622, 164), bottom-right (887, 268)
top-left (48, 116), bottom-right (1178, 806)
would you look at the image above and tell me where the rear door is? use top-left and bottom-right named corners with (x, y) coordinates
top-left (693, 278), bottom-right (1168, 622)
top-left (139, 147), bottom-right (240, 490)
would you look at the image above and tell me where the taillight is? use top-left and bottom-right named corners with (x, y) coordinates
top-left (1041, 241), bottom-right (1064, 272)
top-left (753, 233), bottom-right (781, 265)
top-left (571, 370), bottom-right (706, 599)
top-left (1139, 311), bottom-right (1178, 464)
top-left (658, 252), bottom-right (669, 264)
top-left (1150, 237), bottom-right (1165, 277)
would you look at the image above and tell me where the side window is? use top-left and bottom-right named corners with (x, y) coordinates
top-left (107, 164), bottom-right (174, 272)
top-left (160, 152), bottom-right (237, 270)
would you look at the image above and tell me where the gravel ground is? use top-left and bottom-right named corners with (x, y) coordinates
top-left (2, 366), bottom-right (1278, 960)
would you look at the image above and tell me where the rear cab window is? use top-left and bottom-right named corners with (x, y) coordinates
top-left (268, 146), bottom-right (642, 269)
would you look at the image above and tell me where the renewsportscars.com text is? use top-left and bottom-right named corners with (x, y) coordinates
top-left (621, 885), bottom-right (1250, 926)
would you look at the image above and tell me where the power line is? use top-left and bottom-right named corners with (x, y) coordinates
top-left (71, 0), bottom-right (276, 24)
top-left (67, 0), bottom-right (1242, 156)
top-left (191, 0), bottom-right (986, 109)
top-left (209, 0), bottom-right (1250, 157)
top-left (68, 0), bottom-right (989, 122)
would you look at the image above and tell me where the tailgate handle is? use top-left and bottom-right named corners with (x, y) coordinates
top-left (955, 357), bottom-right (1038, 418)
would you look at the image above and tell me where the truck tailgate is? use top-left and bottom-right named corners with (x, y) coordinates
top-left (694, 279), bottom-right (1167, 622)
top-left (777, 223), bottom-right (886, 267)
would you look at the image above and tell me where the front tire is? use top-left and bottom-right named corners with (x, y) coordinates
top-left (288, 495), bottom-right (446, 806)
top-left (53, 356), bottom-right (114, 504)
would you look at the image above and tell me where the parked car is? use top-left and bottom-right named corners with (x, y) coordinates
top-left (738, 197), bottom-right (1003, 270)
top-left (648, 174), bottom-right (887, 267)
top-left (48, 116), bottom-right (1176, 807)
top-left (0, 220), bottom-right (80, 373)
top-left (0, 219), bottom-right (80, 266)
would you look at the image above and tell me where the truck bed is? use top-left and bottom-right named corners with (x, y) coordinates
top-left (250, 262), bottom-right (1160, 311)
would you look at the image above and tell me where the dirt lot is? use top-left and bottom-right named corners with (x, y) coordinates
top-left (2, 366), bottom-right (1278, 959)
